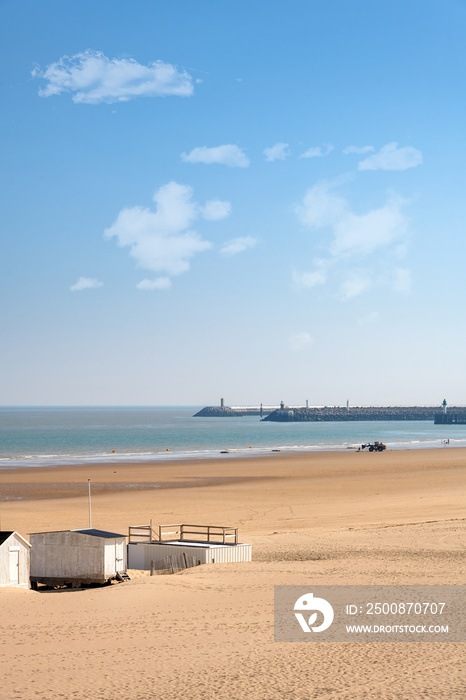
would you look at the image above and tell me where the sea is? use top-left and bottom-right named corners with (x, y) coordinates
top-left (1, 406), bottom-right (465, 470)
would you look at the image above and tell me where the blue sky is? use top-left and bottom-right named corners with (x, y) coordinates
top-left (1, 0), bottom-right (466, 406)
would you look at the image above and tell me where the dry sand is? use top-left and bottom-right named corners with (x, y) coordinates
top-left (0, 448), bottom-right (464, 699)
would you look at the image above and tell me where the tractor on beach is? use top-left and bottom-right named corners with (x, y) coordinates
top-left (360, 441), bottom-right (387, 452)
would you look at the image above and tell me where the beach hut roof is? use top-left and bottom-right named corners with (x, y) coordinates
top-left (30, 528), bottom-right (125, 539)
top-left (0, 531), bottom-right (31, 547)
top-left (72, 528), bottom-right (125, 539)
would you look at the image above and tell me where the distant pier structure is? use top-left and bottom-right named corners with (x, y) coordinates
top-left (265, 400), bottom-right (466, 423)
top-left (194, 399), bottom-right (466, 422)
top-left (275, 401), bottom-right (294, 421)
top-left (434, 399), bottom-right (466, 424)
top-left (194, 400), bottom-right (278, 417)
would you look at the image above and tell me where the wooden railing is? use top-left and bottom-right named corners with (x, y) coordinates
top-left (128, 523), bottom-right (157, 543)
top-left (158, 524), bottom-right (238, 545)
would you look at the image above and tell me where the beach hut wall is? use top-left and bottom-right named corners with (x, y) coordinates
top-left (29, 529), bottom-right (127, 587)
top-left (0, 531), bottom-right (31, 588)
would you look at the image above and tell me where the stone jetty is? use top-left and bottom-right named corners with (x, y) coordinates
top-left (193, 404), bottom-right (277, 417)
top-left (194, 400), bottom-right (466, 422)
top-left (262, 405), bottom-right (454, 422)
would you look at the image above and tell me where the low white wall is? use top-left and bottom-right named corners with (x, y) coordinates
top-left (128, 542), bottom-right (252, 570)
top-left (210, 544), bottom-right (252, 564)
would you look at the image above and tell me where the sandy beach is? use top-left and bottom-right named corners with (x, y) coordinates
top-left (0, 448), bottom-right (465, 699)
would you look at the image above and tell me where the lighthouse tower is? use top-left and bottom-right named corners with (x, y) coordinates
top-left (442, 399), bottom-right (447, 415)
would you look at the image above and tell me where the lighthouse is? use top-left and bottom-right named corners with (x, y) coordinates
top-left (442, 399), bottom-right (447, 415)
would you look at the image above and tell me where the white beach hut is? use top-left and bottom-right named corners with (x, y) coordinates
top-left (30, 528), bottom-right (128, 588)
top-left (0, 531), bottom-right (31, 588)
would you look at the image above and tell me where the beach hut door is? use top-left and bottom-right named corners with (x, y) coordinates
top-left (9, 549), bottom-right (19, 584)
top-left (115, 542), bottom-right (124, 573)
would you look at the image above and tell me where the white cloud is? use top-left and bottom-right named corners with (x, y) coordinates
top-left (343, 145), bottom-right (375, 155)
top-left (331, 196), bottom-right (407, 256)
top-left (220, 236), bottom-right (257, 256)
top-left (296, 182), bottom-right (407, 256)
top-left (393, 268), bottom-right (412, 294)
top-left (201, 200), bottom-right (231, 221)
top-left (299, 144), bottom-right (334, 159)
top-left (293, 180), bottom-right (411, 299)
top-left (295, 182), bottom-right (348, 229)
top-left (137, 277), bottom-right (172, 291)
top-left (181, 145), bottom-right (249, 167)
top-left (70, 277), bottom-right (103, 291)
top-left (340, 272), bottom-right (371, 300)
top-left (263, 143), bottom-right (290, 162)
top-left (289, 332), bottom-right (312, 351)
top-left (32, 50), bottom-right (194, 104)
top-left (104, 181), bottom-right (231, 283)
top-left (292, 267), bottom-right (327, 289)
top-left (358, 142), bottom-right (422, 171)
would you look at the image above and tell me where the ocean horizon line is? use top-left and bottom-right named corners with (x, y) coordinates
top-left (0, 405), bottom-right (204, 410)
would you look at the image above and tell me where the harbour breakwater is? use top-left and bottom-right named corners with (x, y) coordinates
top-left (263, 406), bottom-right (462, 422)
top-left (193, 406), bottom-right (277, 417)
top-left (194, 404), bottom-right (466, 422)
